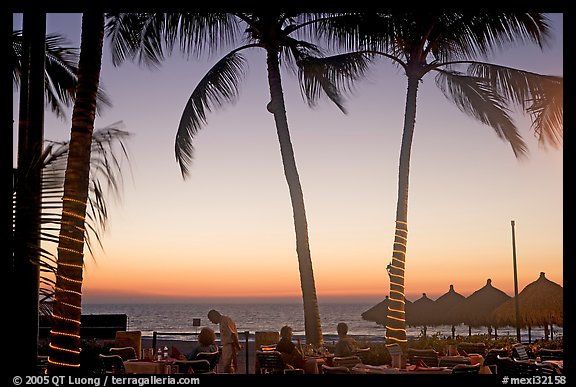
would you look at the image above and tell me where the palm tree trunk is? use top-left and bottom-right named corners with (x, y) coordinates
top-left (13, 12), bottom-right (46, 374)
top-left (386, 74), bottom-right (419, 347)
top-left (265, 47), bottom-right (324, 347)
top-left (48, 13), bottom-right (104, 374)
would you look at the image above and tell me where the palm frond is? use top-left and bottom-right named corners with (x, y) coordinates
top-left (297, 51), bottom-right (373, 113)
top-left (439, 13), bottom-right (550, 60)
top-left (313, 13), bottom-right (398, 53)
top-left (175, 49), bottom-right (249, 178)
top-left (172, 13), bottom-right (239, 59)
top-left (106, 13), bottom-right (239, 68)
top-left (14, 29), bottom-right (112, 118)
top-left (13, 124), bottom-right (132, 300)
top-left (105, 13), bottom-right (153, 66)
top-left (435, 69), bottom-right (527, 158)
top-left (466, 62), bottom-right (562, 148)
top-left (526, 81), bottom-right (563, 148)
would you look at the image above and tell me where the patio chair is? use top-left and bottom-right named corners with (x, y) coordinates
top-left (173, 359), bottom-right (212, 374)
top-left (538, 348), bottom-right (563, 361)
top-left (407, 348), bottom-right (439, 367)
top-left (496, 356), bottom-right (517, 375)
top-left (321, 364), bottom-right (351, 374)
top-left (332, 355), bottom-right (362, 370)
top-left (255, 350), bottom-right (303, 374)
top-left (457, 342), bottom-right (486, 357)
top-left (195, 350), bottom-right (220, 372)
top-left (352, 347), bottom-right (371, 363)
top-left (109, 346), bottom-right (138, 361)
top-left (512, 344), bottom-right (531, 361)
top-left (99, 354), bottom-right (126, 374)
top-left (484, 348), bottom-right (508, 374)
top-left (451, 363), bottom-right (481, 374)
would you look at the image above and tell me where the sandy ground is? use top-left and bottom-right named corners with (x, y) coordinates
top-left (142, 337), bottom-right (256, 374)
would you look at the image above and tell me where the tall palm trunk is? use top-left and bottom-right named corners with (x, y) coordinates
top-left (13, 12), bottom-right (46, 374)
top-left (386, 73), bottom-right (420, 347)
top-left (265, 47), bottom-right (324, 347)
top-left (48, 13), bottom-right (105, 374)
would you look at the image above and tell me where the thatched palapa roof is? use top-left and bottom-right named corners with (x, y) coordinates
top-left (492, 272), bottom-right (563, 327)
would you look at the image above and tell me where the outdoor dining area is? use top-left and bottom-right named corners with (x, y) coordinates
top-left (92, 271), bottom-right (562, 376)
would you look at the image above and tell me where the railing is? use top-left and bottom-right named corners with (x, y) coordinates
top-left (152, 330), bottom-right (250, 374)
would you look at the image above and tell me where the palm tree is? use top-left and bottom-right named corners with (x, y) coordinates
top-left (48, 12), bottom-right (106, 373)
top-left (12, 29), bottom-right (112, 119)
top-left (12, 15), bottom-right (117, 373)
top-left (106, 12), bottom-right (369, 346)
top-left (315, 12), bottom-right (562, 346)
top-left (10, 13), bottom-right (115, 371)
top-left (13, 12), bottom-right (47, 375)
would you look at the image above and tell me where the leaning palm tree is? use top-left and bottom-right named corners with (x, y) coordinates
top-left (314, 12), bottom-right (562, 345)
top-left (48, 12), bottom-right (107, 373)
top-left (106, 12), bottom-right (370, 346)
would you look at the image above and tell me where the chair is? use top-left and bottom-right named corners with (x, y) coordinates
top-left (173, 359), bottom-right (212, 374)
top-left (457, 342), bottom-right (487, 357)
top-left (321, 364), bottom-right (351, 374)
top-left (439, 356), bottom-right (471, 368)
top-left (484, 348), bottom-right (509, 374)
top-left (538, 348), bottom-right (563, 361)
top-left (496, 356), bottom-right (518, 375)
top-left (407, 348), bottom-right (439, 367)
top-left (260, 344), bottom-right (277, 352)
top-left (109, 346), bottom-right (138, 361)
top-left (514, 359), bottom-right (537, 375)
top-left (451, 363), bottom-right (481, 374)
top-left (535, 363), bottom-right (559, 375)
top-left (332, 355), bottom-right (362, 370)
top-left (255, 350), bottom-right (301, 374)
top-left (352, 347), bottom-right (371, 363)
top-left (512, 344), bottom-right (531, 361)
top-left (195, 351), bottom-right (220, 372)
top-left (99, 354), bottom-right (126, 374)
top-left (114, 331), bottom-right (142, 359)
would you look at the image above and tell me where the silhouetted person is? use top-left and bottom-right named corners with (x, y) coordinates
top-left (334, 322), bottom-right (360, 357)
top-left (208, 309), bottom-right (241, 373)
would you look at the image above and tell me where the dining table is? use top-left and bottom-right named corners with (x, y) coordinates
top-left (123, 359), bottom-right (178, 374)
top-left (351, 363), bottom-right (452, 374)
top-left (303, 353), bottom-right (334, 374)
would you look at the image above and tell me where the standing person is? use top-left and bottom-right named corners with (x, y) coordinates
top-left (207, 309), bottom-right (241, 373)
top-left (334, 322), bottom-right (360, 357)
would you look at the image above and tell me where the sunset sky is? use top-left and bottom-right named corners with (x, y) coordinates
top-left (13, 13), bottom-right (563, 304)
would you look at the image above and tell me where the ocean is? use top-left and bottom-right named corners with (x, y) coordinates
top-left (83, 302), bottom-right (562, 344)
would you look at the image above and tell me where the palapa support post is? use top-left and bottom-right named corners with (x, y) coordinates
top-left (511, 220), bottom-right (522, 342)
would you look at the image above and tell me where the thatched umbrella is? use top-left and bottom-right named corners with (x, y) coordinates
top-left (492, 272), bottom-right (563, 341)
top-left (406, 293), bottom-right (436, 336)
top-left (433, 285), bottom-right (466, 338)
top-left (450, 279), bottom-right (511, 336)
top-left (361, 295), bottom-right (413, 326)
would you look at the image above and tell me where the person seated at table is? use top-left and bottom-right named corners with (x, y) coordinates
top-left (334, 322), bottom-right (361, 357)
top-left (275, 325), bottom-right (323, 374)
top-left (185, 327), bottom-right (219, 360)
top-left (275, 325), bottom-right (305, 368)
